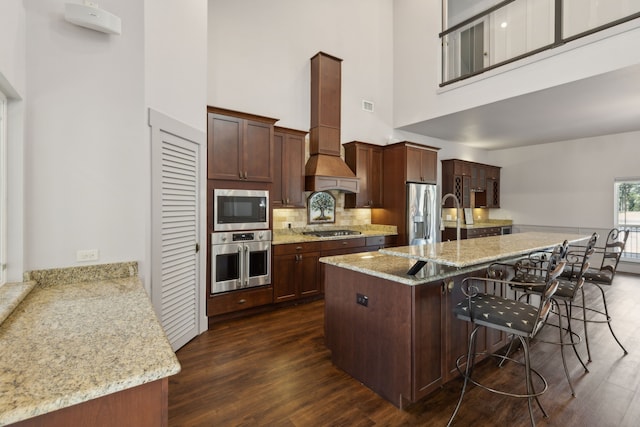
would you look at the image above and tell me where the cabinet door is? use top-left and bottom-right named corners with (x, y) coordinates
top-left (370, 147), bottom-right (384, 206)
top-left (406, 146), bottom-right (423, 183)
top-left (272, 132), bottom-right (284, 206)
top-left (299, 252), bottom-right (321, 297)
top-left (443, 275), bottom-right (473, 382)
top-left (413, 283), bottom-right (444, 400)
top-left (208, 113), bottom-right (242, 180)
top-left (345, 143), bottom-right (384, 208)
top-left (283, 133), bottom-right (305, 207)
top-left (273, 254), bottom-right (298, 303)
top-left (419, 149), bottom-right (437, 184)
top-left (273, 130), bottom-right (305, 208)
top-left (243, 120), bottom-right (273, 182)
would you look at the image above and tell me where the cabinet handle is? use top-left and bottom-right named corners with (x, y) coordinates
top-left (342, 241), bottom-right (347, 245)
top-left (239, 171), bottom-right (243, 179)
top-left (295, 246), bottom-right (302, 251)
top-left (238, 299), bottom-right (247, 305)
top-left (244, 171), bottom-right (248, 179)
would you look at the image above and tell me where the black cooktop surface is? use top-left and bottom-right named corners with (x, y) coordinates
top-left (302, 230), bottom-right (362, 238)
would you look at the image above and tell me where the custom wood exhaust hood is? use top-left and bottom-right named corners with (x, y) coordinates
top-left (305, 52), bottom-right (360, 193)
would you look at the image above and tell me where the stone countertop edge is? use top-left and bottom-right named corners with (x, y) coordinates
top-left (0, 262), bottom-right (181, 426)
top-left (319, 252), bottom-right (505, 286)
top-left (379, 232), bottom-right (589, 268)
top-left (0, 281), bottom-right (36, 326)
top-left (273, 224), bottom-right (397, 245)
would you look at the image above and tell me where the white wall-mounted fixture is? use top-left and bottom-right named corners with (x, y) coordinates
top-left (362, 100), bottom-right (374, 112)
top-left (65, 1), bottom-right (122, 35)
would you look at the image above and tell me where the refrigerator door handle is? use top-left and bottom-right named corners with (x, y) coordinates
top-left (424, 189), bottom-right (431, 240)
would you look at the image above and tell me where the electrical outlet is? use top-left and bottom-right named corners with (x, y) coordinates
top-left (77, 249), bottom-right (99, 262)
top-left (356, 293), bottom-right (368, 307)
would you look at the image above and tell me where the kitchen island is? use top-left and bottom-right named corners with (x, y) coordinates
top-left (320, 232), bottom-right (588, 408)
top-left (0, 262), bottom-right (180, 426)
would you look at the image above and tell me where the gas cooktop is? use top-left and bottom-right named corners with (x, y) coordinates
top-left (302, 230), bottom-right (362, 238)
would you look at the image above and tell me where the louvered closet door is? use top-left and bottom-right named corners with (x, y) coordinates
top-left (150, 109), bottom-right (203, 351)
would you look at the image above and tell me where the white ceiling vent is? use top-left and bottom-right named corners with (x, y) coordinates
top-left (362, 100), bottom-right (374, 113)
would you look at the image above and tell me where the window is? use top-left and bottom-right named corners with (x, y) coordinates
top-left (614, 179), bottom-right (640, 260)
top-left (0, 90), bottom-right (6, 284)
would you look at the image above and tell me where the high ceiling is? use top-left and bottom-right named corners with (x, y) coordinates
top-left (400, 63), bottom-right (640, 150)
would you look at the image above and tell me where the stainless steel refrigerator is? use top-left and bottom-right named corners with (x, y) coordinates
top-left (407, 183), bottom-right (439, 245)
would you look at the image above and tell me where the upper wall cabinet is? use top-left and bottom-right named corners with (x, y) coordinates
top-left (406, 144), bottom-right (438, 184)
top-left (441, 159), bottom-right (501, 208)
top-left (207, 107), bottom-right (277, 182)
top-left (344, 141), bottom-right (383, 208)
top-left (273, 126), bottom-right (306, 208)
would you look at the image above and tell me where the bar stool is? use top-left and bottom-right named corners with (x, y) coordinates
top-left (446, 256), bottom-right (566, 427)
top-left (562, 228), bottom-right (630, 359)
top-left (507, 233), bottom-right (597, 396)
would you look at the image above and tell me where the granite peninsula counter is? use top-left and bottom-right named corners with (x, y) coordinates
top-left (0, 262), bottom-right (180, 426)
top-left (320, 232), bottom-right (589, 408)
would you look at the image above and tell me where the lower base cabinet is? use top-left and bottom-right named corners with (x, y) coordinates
top-left (273, 242), bottom-right (322, 303)
top-left (273, 236), bottom-right (397, 303)
top-left (10, 378), bottom-right (168, 427)
top-left (324, 264), bottom-right (508, 408)
top-left (442, 226), bottom-right (502, 241)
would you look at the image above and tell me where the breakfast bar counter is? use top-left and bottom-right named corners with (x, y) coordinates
top-left (320, 232), bottom-right (588, 408)
top-left (0, 262), bottom-right (180, 426)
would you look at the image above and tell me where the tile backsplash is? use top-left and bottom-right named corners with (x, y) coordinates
top-left (273, 190), bottom-right (371, 229)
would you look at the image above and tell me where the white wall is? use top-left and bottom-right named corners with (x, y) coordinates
top-left (208, 0), bottom-right (395, 146)
top-left (24, 0), bottom-right (146, 272)
top-left (488, 130), bottom-right (640, 228)
top-left (394, 0), bottom-right (640, 129)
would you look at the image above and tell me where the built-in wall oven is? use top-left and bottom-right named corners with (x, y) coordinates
top-left (210, 230), bottom-right (271, 294)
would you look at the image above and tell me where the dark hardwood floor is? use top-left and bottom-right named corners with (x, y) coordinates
top-left (169, 273), bottom-right (640, 426)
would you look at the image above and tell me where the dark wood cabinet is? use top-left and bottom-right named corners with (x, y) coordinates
top-left (207, 285), bottom-right (274, 317)
top-left (442, 226), bottom-right (502, 241)
top-left (372, 142), bottom-right (439, 246)
top-left (406, 145), bottom-right (437, 184)
top-left (344, 141), bottom-right (383, 208)
top-left (207, 107), bottom-right (277, 182)
top-left (273, 235), bottom-right (397, 303)
top-left (273, 242), bottom-right (322, 303)
top-left (323, 264), bottom-right (492, 407)
top-left (273, 126), bottom-right (306, 208)
top-left (442, 159), bottom-right (501, 208)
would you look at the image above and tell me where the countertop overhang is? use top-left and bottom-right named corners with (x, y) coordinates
top-left (321, 232), bottom-right (589, 284)
top-left (380, 232), bottom-right (589, 268)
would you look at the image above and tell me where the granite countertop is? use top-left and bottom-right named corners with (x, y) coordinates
top-left (320, 251), bottom-right (497, 285)
top-left (273, 224), bottom-right (397, 245)
top-left (380, 232), bottom-right (589, 268)
top-left (442, 220), bottom-right (513, 229)
top-left (0, 262), bottom-right (181, 426)
top-left (321, 232), bottom-right (588, 283)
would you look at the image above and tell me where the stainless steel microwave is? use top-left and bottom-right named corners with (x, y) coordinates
top-left (213, 189), bottom-right (269, 231)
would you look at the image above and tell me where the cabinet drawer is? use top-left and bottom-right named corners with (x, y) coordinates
top-left (208, 286), bottom-right (273, 316)
top-left (364, 235), bottom-right (397, 247)
top-left (273, 241), bottom-right (323, 256)
top-left (320, 237), bottom-right (366, 251)
top-left (467, 227), bottom-right (502, 238)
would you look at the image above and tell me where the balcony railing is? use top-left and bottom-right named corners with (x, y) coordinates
top-left (440, 0), bottom-right (640, 86)
top-left (622, 226), bottom-right (640, 261)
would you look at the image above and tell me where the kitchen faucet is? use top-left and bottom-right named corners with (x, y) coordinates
top-left (441, 193), bottom-right (461, 242)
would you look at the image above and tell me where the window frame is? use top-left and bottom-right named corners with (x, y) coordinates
top-left (614, 178), bottom-right (640, 262)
